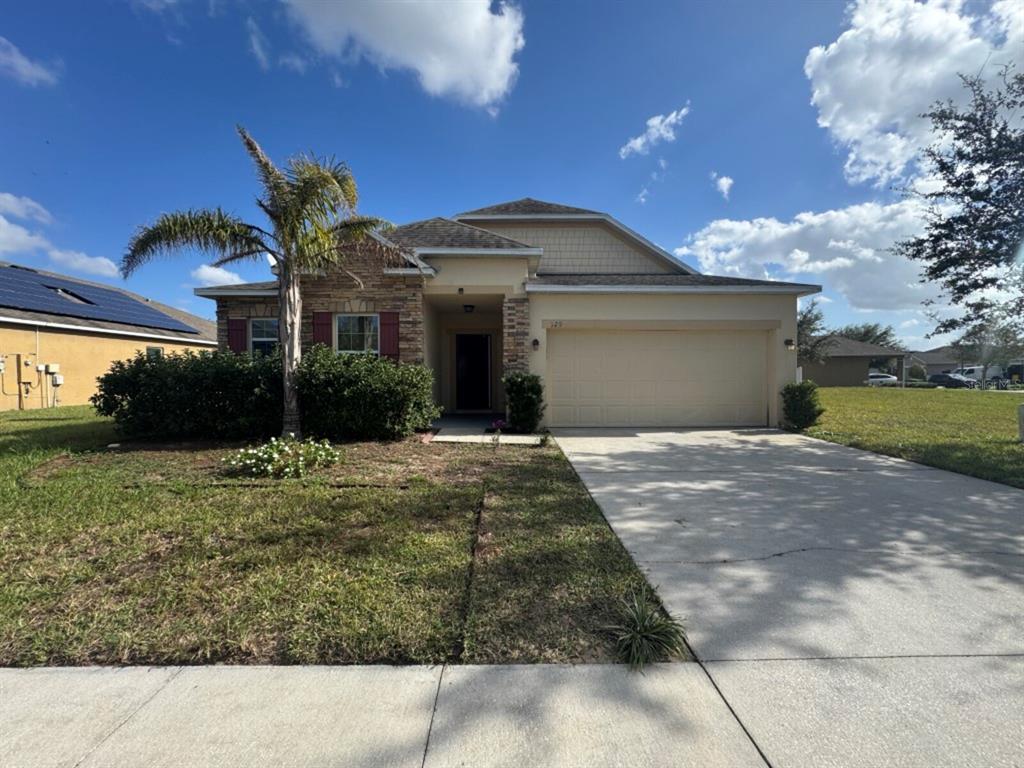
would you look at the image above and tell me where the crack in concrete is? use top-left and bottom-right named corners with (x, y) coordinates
top-left (638, 545), bottom-right (1023, 565)
top-left (420, 665), bottom-right (446, 768)
top-left (72, 667), bottom-right (183, 768)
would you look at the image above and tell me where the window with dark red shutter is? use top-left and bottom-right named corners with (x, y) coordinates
top-left (312, 312), bottom-right (333, 346)
top-left (227, 318), bottom-right (248, 353)
top-left (379, 312), bottom-right (399, 361)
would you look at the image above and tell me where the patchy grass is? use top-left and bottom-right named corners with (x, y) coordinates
top-left (0, 406), bottom-right (653, 665)
top-left (806, 388), bottom-right (1024, 488)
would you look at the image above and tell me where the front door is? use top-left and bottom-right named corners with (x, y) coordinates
top-left (455, 334), bottom-right (491, 411)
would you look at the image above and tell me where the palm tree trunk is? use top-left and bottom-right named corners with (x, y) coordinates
top-left (279, 266), bottom-right (303, 438)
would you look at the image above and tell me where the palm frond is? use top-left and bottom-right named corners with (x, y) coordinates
top-left (122, 208), bottom-right (273, 277)
top-left (288, 155), bottom-right (359, 219)
top-left (236, 125), bottom-right (290, 222)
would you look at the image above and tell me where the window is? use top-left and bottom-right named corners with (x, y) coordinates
top-left (250, 318), bottom-right (279, 356)
top-left (335, 314), bottom-right (379, 354)
top-left (146, 346), bottom-right (163, 360)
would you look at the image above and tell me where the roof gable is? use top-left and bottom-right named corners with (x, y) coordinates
top-left (455, 198), bottom-right (603, 217)
top-left (382, 217), bottom-right (537, 251)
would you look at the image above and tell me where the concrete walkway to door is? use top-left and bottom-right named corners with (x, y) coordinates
top-left (554, 428), bottom-right (1024, 767)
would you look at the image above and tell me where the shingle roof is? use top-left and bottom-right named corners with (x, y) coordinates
top-left (527, 273), bottom-right (819, 290)
top-left (383, 218), bottom-right (535, 250)
top-left (910, 345), bottom-right (959, 364)
top-left (819, 335), bottom-right (903, 357)
top-left (0, 262), bottom-right (216, 342)
top-left (455, 198), bottom-right (603, 217)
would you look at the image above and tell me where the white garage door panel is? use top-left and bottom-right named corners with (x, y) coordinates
top-left (547, 329), bottom-right (768, 427)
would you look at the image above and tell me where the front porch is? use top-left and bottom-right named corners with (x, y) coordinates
top-left (422, 293), bottom-right (529, 417)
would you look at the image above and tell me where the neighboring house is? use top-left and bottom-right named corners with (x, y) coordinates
top-left (801, 335), bottom-right (905, 387)
top-left (910, 345), bottom-right (977, 377)
top-left (1, 261), bottom-right (216, 410)
top-left (197, 198), bottom-right (819, 427)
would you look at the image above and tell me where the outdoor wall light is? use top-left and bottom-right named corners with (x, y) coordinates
top-left (463, 304), bottom-right (475, 313)
top-left (784, 338), bottom-right (796, 351)
top-left (532, 338), bottom-right (540, 351)
top-left (458, 287), bottom-right (464, 295)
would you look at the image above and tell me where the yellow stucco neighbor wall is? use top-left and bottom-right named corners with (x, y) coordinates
top-left (0, 323), bottom-right (214, 411)
top-left (526, 293), bottom-right (799, 426)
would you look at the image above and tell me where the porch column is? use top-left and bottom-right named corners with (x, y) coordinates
top-left (502, 296), bottom-right (530, 375)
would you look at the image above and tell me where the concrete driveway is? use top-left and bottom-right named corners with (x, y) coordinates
top-left (555, 428), bottom-right (1024, 767)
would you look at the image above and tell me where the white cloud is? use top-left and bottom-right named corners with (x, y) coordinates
top-left (710, 171), bottom-right (734, 200)
top-left (804, 0), bottom-right (1023, 186)
top-left (0, 36), bottom-right (60, 87)
top-left (816, 295), bottom-right (834, 303)
top-left (47, 248), bottom-right (119, 278)
top-left (0, 193), bottom-right (52, 224)
top-left (279, 53), bottom-right (308, 74)
top-left (0, 214), bottom-right (49, 254)
top-left (677, 199), bottom-right (941, 311)
top-left (619, 105), bottom-right (690, 159)
top-left (246, 17), bottom-right (271, 71)
top-left (191, 264), bottom-right (243, 286)
top-left (900, 317), bottom-right (921, 328)
top-left (635, 187), bottom-right (650, 205)
top-left (283, 0), bottom-right (524, 109)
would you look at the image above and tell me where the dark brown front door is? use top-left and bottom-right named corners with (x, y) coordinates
top-left (455, 334), bottom-right (491, 410)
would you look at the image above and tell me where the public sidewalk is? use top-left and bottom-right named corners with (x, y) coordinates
top-left (1, 663), bottom-right (766, 768)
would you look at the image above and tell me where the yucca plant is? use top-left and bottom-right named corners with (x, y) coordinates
top-left (608, 585), bottom-right (686, 670)
top-left (121, 126), bottom-right (396, 438)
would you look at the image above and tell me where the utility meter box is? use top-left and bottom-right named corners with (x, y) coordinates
top-left (46, 363), bottom-right (60, 374)
top-left (51, 373), bottom-right (64, 387)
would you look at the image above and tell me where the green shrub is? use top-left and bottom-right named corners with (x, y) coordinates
top-left (296, 345), bottom-right (440, 440)
top-left (781, 380), bottom-right (825, 430)
top-left (607, 585), bottom-right (686, 671)
top-left (502, 371), bottom-right (545, 433)
top-left (223, 436), bottom-right (341, 478)
top-left (93, 346), bottom-right (439, 441)
top-left (92, 351), bottom-right (282, 439)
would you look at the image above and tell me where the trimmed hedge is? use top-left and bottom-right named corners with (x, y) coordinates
top-left (92, 346), bottom-right (439, 441)
top-left (297, 345), bottom-right (440, 440)
top-left (781, 380), bottom-right (825, 430)
top-left (502, 371), bottom-right (545, 433)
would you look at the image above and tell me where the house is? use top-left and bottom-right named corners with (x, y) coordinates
top-left (801, 335), bottom-right (905, 387)
top-left (910, 345), bottom-right (976, 377)
top-left (0, 261), bottom-right (216, 410)
top-left (196, 198), bottom-right (819, 427)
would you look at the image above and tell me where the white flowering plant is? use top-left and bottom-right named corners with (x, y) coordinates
top-left (222, 435), bottom-right (341, 479)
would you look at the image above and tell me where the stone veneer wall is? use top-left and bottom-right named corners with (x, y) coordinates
top-left (214, 249), bottom-right (425, 365)
top-left (501, 296), bottom-right (530, 374)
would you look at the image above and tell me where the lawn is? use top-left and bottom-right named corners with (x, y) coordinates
top-left (806, 388), bottom-right (1024, 489)
top-left (0, 406), bottom-right (651, 666)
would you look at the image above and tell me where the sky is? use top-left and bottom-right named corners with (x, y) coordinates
top-left (1, 0), bottom-right (1020, 350)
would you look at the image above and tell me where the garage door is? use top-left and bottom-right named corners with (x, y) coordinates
top-left (546, 329), bottom-right (768, 427)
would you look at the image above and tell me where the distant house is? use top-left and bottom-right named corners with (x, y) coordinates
top-left (0, 261), bottom-right (216, 410)
top-left (802, 335), bottom-right (905, 387)
top-left (910, 345), bottom-right (975, 377)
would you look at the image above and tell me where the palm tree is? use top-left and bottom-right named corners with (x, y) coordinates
top-left (122, 126), bottom-right (385, 437)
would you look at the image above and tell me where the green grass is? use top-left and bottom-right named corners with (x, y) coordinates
top-left (0, 406), bottom-right (652, 665)
top-left (806, 388), bottom-right (1024, 488)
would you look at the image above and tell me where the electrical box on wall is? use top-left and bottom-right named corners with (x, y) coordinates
top-left (51, 374), bottom-right (64, 387)
top-left (46, 363), bottom-right (60, 374)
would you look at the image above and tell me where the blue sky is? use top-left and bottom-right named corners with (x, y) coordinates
top-left (1, 0), bottom-right (1019, 349)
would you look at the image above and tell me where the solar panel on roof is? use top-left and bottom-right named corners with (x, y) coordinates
top-left (0, 265), bottom-right (198, 334)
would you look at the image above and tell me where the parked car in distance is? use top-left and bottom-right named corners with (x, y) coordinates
top-left (928, 373), bottom-right (973, 389)
top-left (953, 365), bottom-right (1003, 382)
top-left (865, 372), bottom-right (899, 386)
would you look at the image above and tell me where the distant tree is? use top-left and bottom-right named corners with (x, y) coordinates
top-left (894, 66), bottom-right (1024, 337)
top-left (831, 323), bottom-right (903, 350)
top-left (797, 299), bottom-right (834, 365)
top-left (951, 309), bottom-right (1024, 386)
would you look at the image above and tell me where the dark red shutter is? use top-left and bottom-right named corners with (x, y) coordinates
top-left (227, 318), bottom-right (247, 353)
top-left (313, 312), bottom-right (333, 347)
top-left (379, 312), bottom-right (399, 361)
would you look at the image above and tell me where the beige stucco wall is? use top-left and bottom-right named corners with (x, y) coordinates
top-left (526, 293), bottom-right (799, 426)
top-left (472, 222), bottom-right (669, 274)
top-left (0, 323), bottom-right (214, 411)
top-left (422, 256), bottom-right (531, 295)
